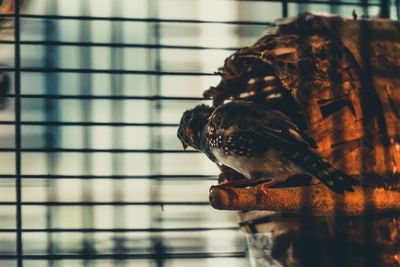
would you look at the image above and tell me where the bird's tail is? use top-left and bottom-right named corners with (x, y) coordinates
top-left (288, 150), bottom-right (360, 193)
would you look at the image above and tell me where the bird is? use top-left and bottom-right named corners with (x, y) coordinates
top-left (177, 101), bottom-right (359, 194)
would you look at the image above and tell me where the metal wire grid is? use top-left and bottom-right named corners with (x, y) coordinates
top-left (0, 0), bottom-right (393, 267)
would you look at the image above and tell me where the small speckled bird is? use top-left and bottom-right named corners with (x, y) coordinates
top-left (177, 101), bottom-right (359, 193)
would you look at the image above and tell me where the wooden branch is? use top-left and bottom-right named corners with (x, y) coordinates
top-left (209, 185), bottom-right (400, 216)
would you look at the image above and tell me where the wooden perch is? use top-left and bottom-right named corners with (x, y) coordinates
top-left (209, 185), bottom-right (400, 216)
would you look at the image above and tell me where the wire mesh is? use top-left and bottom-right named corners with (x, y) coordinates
top-left (0, 0), bottom-right (395, 267)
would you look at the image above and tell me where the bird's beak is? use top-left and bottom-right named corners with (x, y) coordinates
top-left (181, 141), bottom-right (188, 150)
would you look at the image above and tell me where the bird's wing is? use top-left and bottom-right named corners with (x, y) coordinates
top-left (251, 115), bottom-right (312, 149)
top-left (239, 103), bottom-right (316, 149)
top-left (212, 102), bottom-right (359, 193)
top-left (250, 112), bottom-right (359, 193)
top-left (207, 101), bottom-right (314, 151)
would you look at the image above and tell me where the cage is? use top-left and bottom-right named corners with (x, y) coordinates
top-left (0, 0), bottom-right (398, 267)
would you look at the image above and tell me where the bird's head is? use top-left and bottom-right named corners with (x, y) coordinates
top-left (177, 104), bottom-right (215, 151)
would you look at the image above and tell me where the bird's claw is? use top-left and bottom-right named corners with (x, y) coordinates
top-left (256, 180), bottom-right (280, 198)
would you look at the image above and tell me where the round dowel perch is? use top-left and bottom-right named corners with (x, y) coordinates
top-left (209, 185), bottom-right (400, 216)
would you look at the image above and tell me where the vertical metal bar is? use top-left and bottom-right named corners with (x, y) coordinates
top-left (359, 18), bottom-right (374, 266)
top-left (282, 0), bottom-right (288, 17)
top-left (380, 0), bottom-right (390, 18)
top-left (361, 0), bottom-right (368, 17)
top-left (152, 19), bottom-right (165, 267)
top-left (147, 0), bottom-right (164, 266)
top-left (359, 2), bottom-right (373, 267)
top-left (329, 0), bottom-right (339, 15)
top-left (14, 0), bottom-right (22, 266)
top-left (358, 10), bottom-right (391, 267)
top-left (44, 1), bottom-right (59, 266)
top-left (79, 1), bottom-right (95, 264)
top-left (396, 0), bottom-right (400, 20)
top-left (111, 1), bottom-right (127, 266)
top-left (298, 0), bottom-right (308, 13)
top-left (328, 16), bottom-right (347, 267)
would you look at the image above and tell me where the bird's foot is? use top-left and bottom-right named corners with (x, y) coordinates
top-left (209, 178), bottom-right (253, 191)
top-left (257, 180), bottom-right (280, 198)
top-left (209, 179), bottom-right (252, 202)
top-left (210, 183), bottom-right (240, 201)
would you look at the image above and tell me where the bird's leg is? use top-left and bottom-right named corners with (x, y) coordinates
top-left (210, 178), bottom-right (254, 191)
top-left (212, 165), bottom-right (250, 201)
top-left (209, 178), bottom-right (253, 201)
top-left (257, 180), bottom-right (281, 198)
